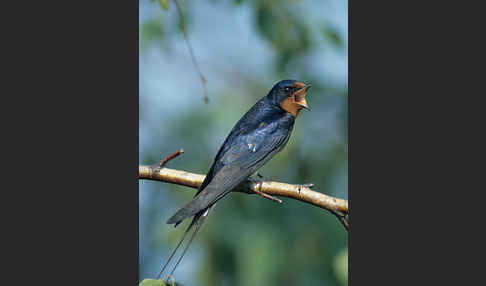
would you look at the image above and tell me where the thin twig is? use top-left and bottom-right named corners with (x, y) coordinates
top-left (330, 210), bottom-right (349, 232)
top-left (158, 149), bottom-right (185, 168)
top-left (173, 0), bottom-right (209, 104)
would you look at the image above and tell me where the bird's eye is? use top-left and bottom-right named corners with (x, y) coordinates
top-left (285, 87), bottom-right (291, 92)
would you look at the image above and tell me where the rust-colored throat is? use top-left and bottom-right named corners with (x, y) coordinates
top-left (280, 83), bottom-right (311, 117)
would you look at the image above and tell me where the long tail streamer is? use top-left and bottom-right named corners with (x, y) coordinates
top-left (156, 208), bottom-right (211, 279)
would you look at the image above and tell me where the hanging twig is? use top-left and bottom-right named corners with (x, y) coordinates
top-left (173, 0), bottom-right (209, 103)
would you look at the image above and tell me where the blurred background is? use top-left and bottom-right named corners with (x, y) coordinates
top-left (139, 0), bottom-right (347, 285)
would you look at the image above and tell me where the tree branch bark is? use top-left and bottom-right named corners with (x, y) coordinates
top-left (138, 164), bottom-right (349, 230)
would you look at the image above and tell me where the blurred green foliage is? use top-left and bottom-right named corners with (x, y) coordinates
top-left (140, 16), bottom-right (164, 51)
top-left (139, 0), bottom-right (347, 285)
top-left (254, 1), bottom-right (312, 72)
top-left (159, 0), bottom-right (169, 11)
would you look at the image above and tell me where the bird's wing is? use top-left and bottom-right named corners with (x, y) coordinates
top-left (166, 121), bottom-right (291, 225)
top-left (193, 103), bottom-right (266, 197)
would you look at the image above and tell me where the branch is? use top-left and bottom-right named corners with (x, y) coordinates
top-left (138, 159), bottom-right (349, 231)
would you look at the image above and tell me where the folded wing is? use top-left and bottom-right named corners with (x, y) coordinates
top-left (166, 121), bottom-right (291, 225)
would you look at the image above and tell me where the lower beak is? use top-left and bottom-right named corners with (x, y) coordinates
top-left (296, 98), bottom-right (309, 109)
top-left (294, 84), bottom-right (311, 110)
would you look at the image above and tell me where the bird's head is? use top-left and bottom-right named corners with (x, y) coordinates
top-left (267, 79), bottom-right (311, 117)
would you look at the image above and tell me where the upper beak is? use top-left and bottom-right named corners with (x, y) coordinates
top-left (293, 84), bottom-right (311, 110)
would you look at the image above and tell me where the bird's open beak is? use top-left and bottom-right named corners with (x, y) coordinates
top-left (292, 83), bottom-right (311, 110)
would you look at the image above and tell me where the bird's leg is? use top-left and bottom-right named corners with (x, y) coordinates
top-left (253, 173), bottom-right (282, 204)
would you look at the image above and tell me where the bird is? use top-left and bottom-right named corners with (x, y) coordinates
top-left (157, 79), bottom-right (311, 279)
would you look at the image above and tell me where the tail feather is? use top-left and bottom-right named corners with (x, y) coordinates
top-left (169, 209), bottom-right (209, 276)
top-left (167, 185), bottom-right (222, 225)
top-left (167, 200), bottom-right (202, 226)
top-left (156, 215), bottom-right (197, 279)
top-left (157, 208), bottom-right (211, 279)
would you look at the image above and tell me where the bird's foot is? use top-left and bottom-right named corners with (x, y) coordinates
top-left (253, 177), bottom-right (282, 204)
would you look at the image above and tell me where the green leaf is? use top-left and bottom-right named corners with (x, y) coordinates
top-left (159, 0), bottom-right (169, 11)
top-left (139, 279), bottom-right (165, 286)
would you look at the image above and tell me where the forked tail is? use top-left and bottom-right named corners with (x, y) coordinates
top-left (156, 207), bottom-right (211, 279)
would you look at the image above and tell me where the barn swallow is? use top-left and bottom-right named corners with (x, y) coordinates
top-left (157, 79), bottom-right (311, 279)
